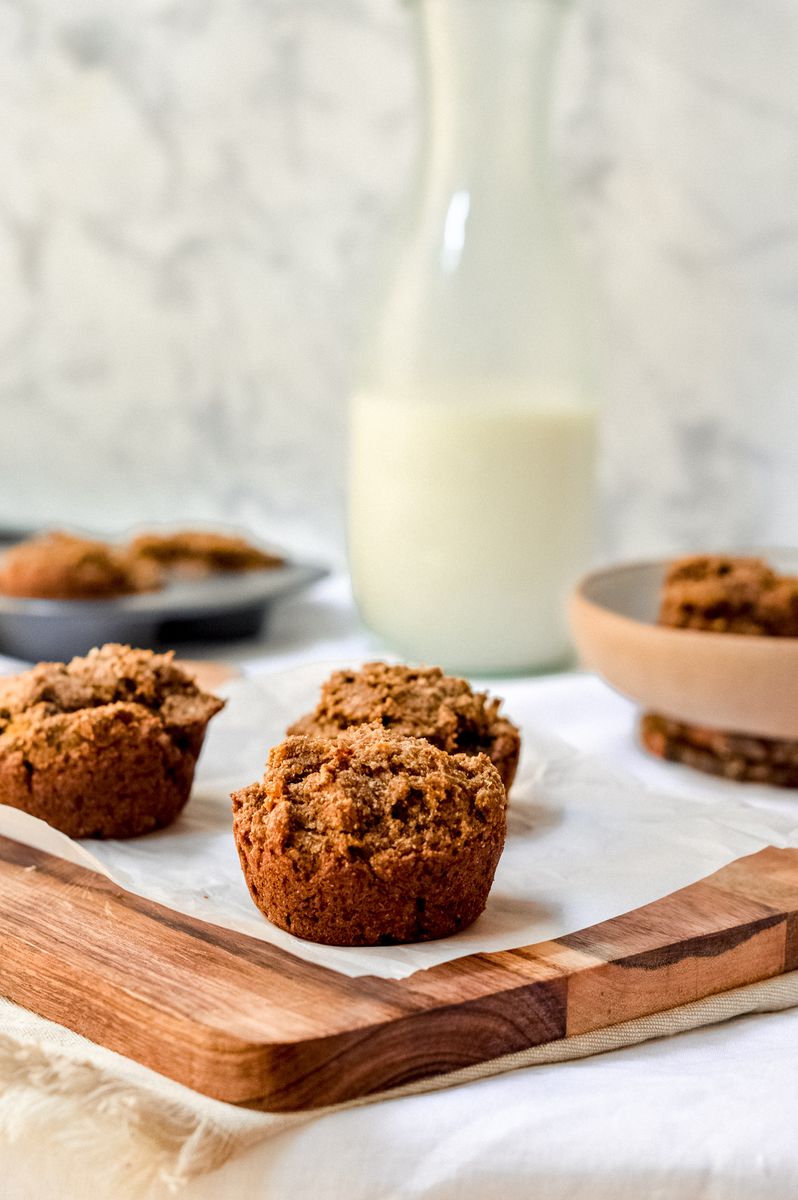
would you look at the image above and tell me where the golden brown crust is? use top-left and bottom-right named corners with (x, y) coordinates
top-left (129, 530), bottom-right (283, 576)
top-left (232, 725), bottom-right (507, 945)
top-left (658, 554), bottom-right (798, 636)
top-left (0, 532), bottom-right (161, 600)
top-left (287, 662), bottom-right (521, 791)
top-left (641, 712), bottom-right (798, 788)
top-left (0, 644), bottom-right (225, 837)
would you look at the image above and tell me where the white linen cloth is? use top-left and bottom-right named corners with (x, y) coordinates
top-left (3, 575), bottom-right (798, 1199)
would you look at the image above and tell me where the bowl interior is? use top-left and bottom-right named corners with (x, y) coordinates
top-left (580, 561), bottom-right (665, 625)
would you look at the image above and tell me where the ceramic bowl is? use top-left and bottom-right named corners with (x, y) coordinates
top-left (568, 552), bottom-right (798, 740)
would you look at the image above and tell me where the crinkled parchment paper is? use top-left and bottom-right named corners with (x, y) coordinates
top-left (2, 663), bottom-right (797, 980)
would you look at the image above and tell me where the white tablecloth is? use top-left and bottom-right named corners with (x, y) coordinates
top-left (177, 1007), bottom-right (798, 1200)
top-left (4, 575), bottom-right (798, 1199)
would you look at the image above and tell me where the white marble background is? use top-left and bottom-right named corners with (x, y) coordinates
top-left (0, 0), bottom-right (796, 565)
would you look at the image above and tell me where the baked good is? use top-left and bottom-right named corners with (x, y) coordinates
top-left (658, 554), bottom-right (798, 636)
top-left (0, 527), bottom-right (282, 599)
top-left (0, 531), bottom-right (160, 600)
top-left (287, 662), bottom-right (521, 790)
top-left (129, 529), bottom-right (283, 576)
top-left (0, 644), bottom-right (224, 837)
top-left (640, 713), bottom-right (798, 787)
top-left (232, 724), bottom-right (507, 945)
top-left (643, 552), bottom-right (798, 784)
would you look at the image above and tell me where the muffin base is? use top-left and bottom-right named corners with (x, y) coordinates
top-left (234, 820), bottom-right (505, 946)
top-left (0, 703), bottom-right (203, 838)
top-left (488, 718), bottom-right (521, 790)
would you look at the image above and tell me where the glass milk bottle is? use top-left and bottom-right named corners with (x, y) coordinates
top-left (349, 0), bottom-right (597, 674)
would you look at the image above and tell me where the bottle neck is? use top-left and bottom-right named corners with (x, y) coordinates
top-left (417, 0), bottom-right (569, 195)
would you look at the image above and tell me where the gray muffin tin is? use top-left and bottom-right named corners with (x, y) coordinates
top-left (0, 559), bottom-right (327, 661)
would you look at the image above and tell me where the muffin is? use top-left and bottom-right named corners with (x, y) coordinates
top-left (643, 553), bottom-right (798, 784)
top-left (0, 531), bottom-right (160, 600)
top-left (232, 724), bottom-right (507, 946)
top-left (657, 553), bottom-right (798, 636)
top-left (641, 713), bottom-right (798, 787)
top-left (129, 529), bottom-right (283, 577)
top-left (0, 643), bottom-right (224, 837)
top-left (287, 662), bottom-right (521, 790)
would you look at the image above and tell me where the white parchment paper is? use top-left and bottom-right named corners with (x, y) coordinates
top-left (2, 662), bottom-right (798, 980)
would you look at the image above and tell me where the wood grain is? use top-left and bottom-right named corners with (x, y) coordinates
top-left (1, 837), bottom-right (796, 1111)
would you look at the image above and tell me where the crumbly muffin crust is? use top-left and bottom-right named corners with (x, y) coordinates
top-left (658, 554), bottom-right (798, 636)
top-left (0, 644), bottom-right (224, 837)
top-left (232, 724), bottom-right (507, 945)
top-left (641, 712), bottom-right (798, 788)
top-left (287, 662), bottom-right (521, 790)
top-left (0, 532), bottom-right (160, 600)
top-left (129, 529), bottom-right (283, 575)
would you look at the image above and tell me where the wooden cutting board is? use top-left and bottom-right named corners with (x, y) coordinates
top-left (1, 836), bottom-right (797, 1111)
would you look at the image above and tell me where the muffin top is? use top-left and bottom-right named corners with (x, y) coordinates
top-left (0, 643), bottom-right (224, 747)
top-left (288, 661), bottom-right (518, 759)
top-left (234, 724), bottom-right (507, 872)
top-left (129, 529), bottom-right (283, 574)
top-left (0, 531), bottom-right (160, 600)
top-left (659, 554), bottom-right (798, 636)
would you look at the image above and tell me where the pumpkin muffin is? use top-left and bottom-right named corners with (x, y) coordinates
top-left (287, 662), bottom-right (521, 790)
top-left (0, 643), bottom-right (224, 837)
top-left (657, 553), bottom-right (798, 636)
top-left (643, 553), bottom-right (798, 785)
top-left (129, 529), bottom-right (283, 577)
top-left (0, 531), bottom-right (160, 600)
top-left (641, 714), bottom-right (798, 787)
top-left (232, 724), bottom-right (507, 946)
